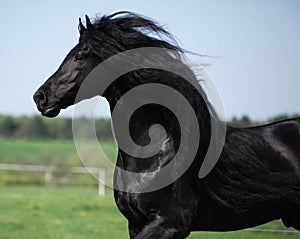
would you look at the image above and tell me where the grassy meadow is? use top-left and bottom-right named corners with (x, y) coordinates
top-left (0, 138), bottom-right (299, 238)
top-left (0, 138), bottom-right (117, 165)
top-left (0, 186), bottom-right (298, 239)
top-left (0, 138), bottom-right (117, 186)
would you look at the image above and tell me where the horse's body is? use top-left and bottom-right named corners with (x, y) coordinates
top-left (33, 12), bottom-right (300, 238)
top-left (115, 116), bottom-right (300, 238)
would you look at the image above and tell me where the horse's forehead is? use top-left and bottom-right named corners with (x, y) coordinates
top-left (63, 43), bottom-right (82, 61)
top-left (69, 43), bottom-right (82, 54)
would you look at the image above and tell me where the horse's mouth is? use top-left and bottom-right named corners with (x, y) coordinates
top-left (42, 104), bottom-right (61, 118)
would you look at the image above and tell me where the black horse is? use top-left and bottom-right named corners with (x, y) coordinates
top-left (33, 12), bottom-right (300, 238)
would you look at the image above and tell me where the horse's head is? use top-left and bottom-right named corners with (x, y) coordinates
top-left (33, 16), bottom-right (101, 117)
top-left (34, 12), bottom-right (182, 117)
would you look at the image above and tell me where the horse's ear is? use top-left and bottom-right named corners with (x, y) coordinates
top-left (78, 17), bottom-right (86, 35)
top-left (85, 15), bottom-right (94, 30)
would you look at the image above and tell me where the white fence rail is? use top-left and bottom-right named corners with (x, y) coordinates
top-left (0, 163), bottom-right (105, 195)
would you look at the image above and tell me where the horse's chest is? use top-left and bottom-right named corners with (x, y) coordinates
top-left (114, 190), bottom-right (148, 223)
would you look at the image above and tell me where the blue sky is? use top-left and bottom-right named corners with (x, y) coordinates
top-left (0, 0), bottom-right (299, 120)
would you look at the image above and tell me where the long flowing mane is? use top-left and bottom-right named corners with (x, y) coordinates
top-left (79, 11), bottom-right (216, 151)
top-left (80, 11), bottom-right (183, 58)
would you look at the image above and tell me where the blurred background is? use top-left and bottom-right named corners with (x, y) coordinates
top-left (0, 1), bottom-right (299, 238)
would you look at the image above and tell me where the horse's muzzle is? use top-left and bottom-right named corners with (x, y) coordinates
top-left (33, 90), bottom-right (61, 117)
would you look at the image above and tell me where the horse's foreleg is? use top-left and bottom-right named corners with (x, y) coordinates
top-left (133, 214), bottom-right (191, 239)
top-left (128, 222), bottom-right (139, 238)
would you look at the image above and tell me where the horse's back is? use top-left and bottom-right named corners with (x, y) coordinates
top-left (261, 117), bottom-right (300, 169)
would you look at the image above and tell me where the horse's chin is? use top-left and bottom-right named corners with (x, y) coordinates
top-left (41, 106), bottom-right (61, 118)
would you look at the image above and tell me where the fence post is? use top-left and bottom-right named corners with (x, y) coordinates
top-left (45, 166), bottom-right (53, 185)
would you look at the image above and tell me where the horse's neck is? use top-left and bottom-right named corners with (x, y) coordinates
top-left (106, 73), bottom-right (212, 172)
top-left (112, 103), bottom-right (178, 172)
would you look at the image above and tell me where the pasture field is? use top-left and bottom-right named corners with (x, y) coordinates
top-left (0, 138), bottom-right (117, 166)
top-left (0, 138), bottom-right (118, 187)
top-left (0, 186), bottom-right (299, 239)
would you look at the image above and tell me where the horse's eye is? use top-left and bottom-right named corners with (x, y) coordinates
top-left (75, 51), bottom-right (88, 63)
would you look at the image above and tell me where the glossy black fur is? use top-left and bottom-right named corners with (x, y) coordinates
top-left (33, 12), bottom-right (300, 238)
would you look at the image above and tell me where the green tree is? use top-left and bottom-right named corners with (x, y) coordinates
top-left (230, 115), bottom-right (252, 127)
top-left (15, 116), bottom-right (51, 139)
top-left (0, 116), bottom-right (17, 137)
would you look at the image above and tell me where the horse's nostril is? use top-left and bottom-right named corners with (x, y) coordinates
top-left (34, 91), bottom-right (47, 106)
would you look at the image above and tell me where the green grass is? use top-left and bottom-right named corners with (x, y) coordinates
top-left (0, 138), bottom-right (118, 187)
top-left (0, 186), bottom-right (127, 239)
top-left (0, 138), bottom-right (117, 166)
top-left (0, 186), bottom-right (298, 239)
top-left (0, 138), bottom-right (77, 164)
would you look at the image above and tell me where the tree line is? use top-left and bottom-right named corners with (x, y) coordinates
top-left (0, 115), bottom-right (113, 139)
top-left (0, 113), bottom-right (299, 140)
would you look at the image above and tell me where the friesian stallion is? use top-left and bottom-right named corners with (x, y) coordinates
top-left (33, 11), bottom-right (300, 238)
